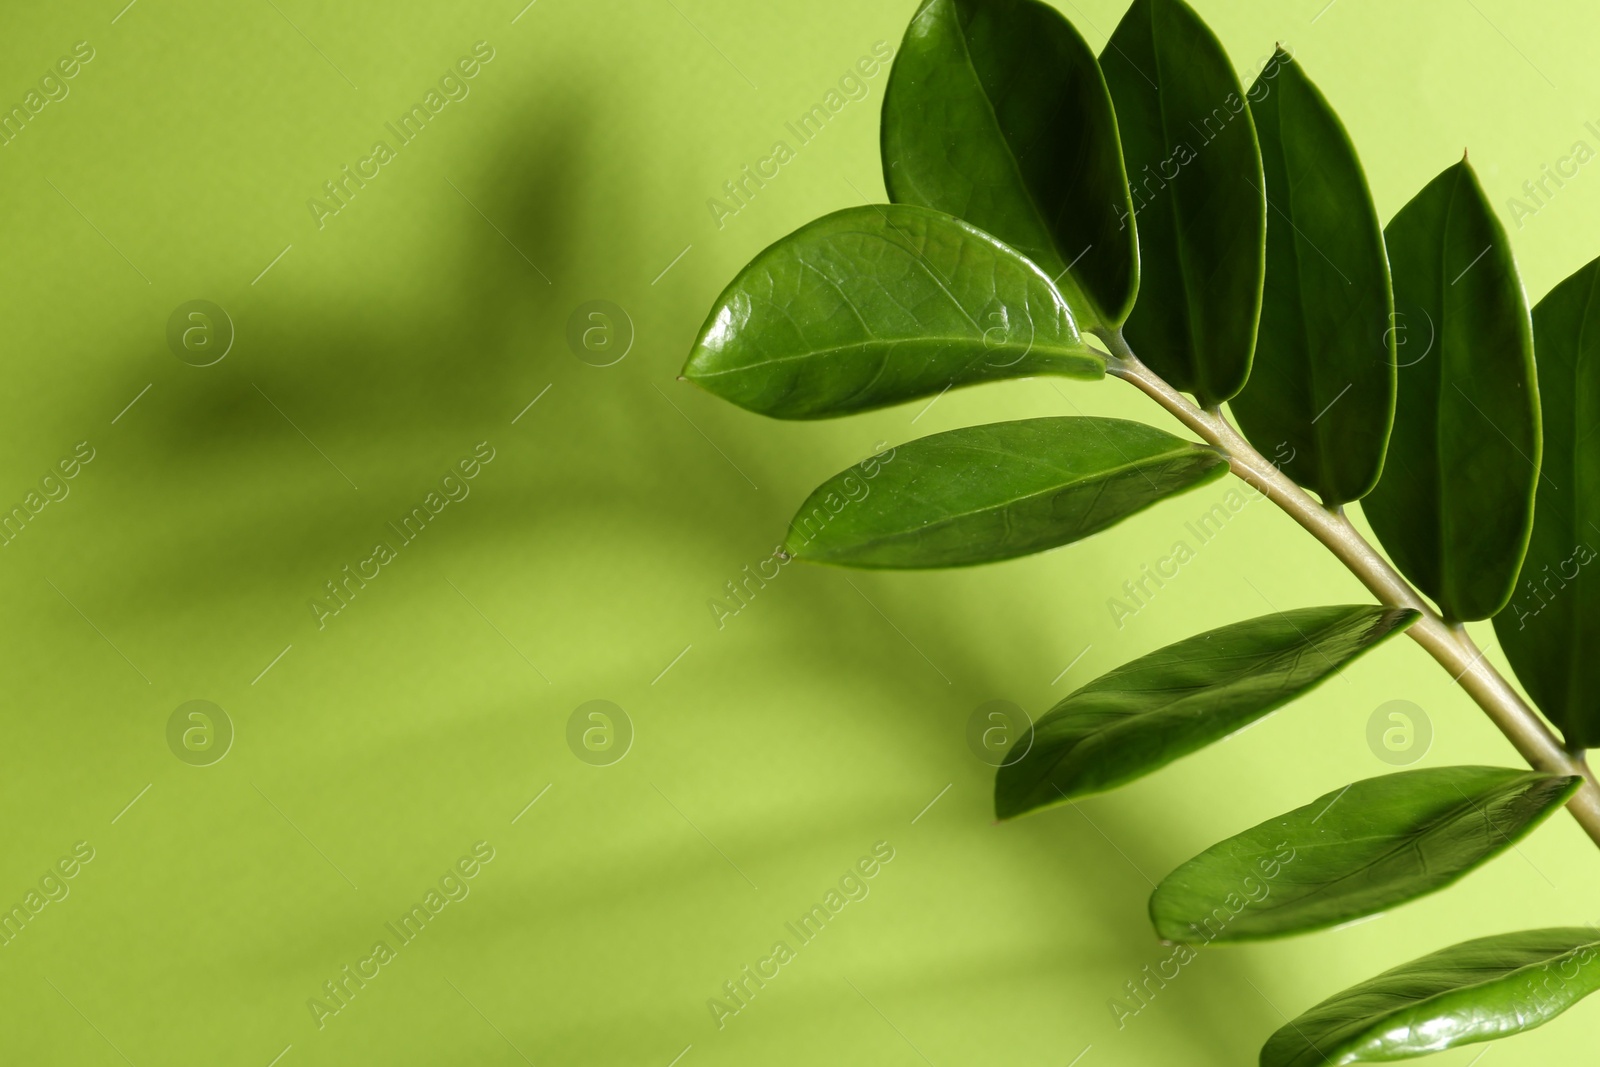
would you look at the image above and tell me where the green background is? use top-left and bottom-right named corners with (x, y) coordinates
top-left (2, 0), bottom-right (1597, 1063)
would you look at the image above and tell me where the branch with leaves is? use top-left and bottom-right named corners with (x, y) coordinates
top-left (680, 0), bottom-right (1600, 1061)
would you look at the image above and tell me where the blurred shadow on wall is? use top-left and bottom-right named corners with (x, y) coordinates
top-left (105, 89), bottom-right (1272, 1060)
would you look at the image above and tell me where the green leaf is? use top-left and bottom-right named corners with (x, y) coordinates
top-left (1228, 50), bottom-right (1395, 506)
top-left (1495, 256), bottom-right (1600, 748)
top-left (1364, 160), bottom-right (1540, 622)
top-left (1100, 0), bottom-right (1265, 407)
top-left (784, 417), bottom-right (1224, 568)
top-left (682, 204), bottom-right (1100, 420)
top-left (1150, 766), bottom-right (1579, 944)
top-left (995, 606), bottom-right (1417, 818)
top-left (1261, 928), bottom-right (1600, 1066)
top-left (881, 0), bottom-right (1138, 330)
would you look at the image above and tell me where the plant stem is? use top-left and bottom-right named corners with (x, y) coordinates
top-left (1101, 333), bottom-right (1600, 847)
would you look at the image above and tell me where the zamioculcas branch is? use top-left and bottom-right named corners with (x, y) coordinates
top-left (680, 0), bottom-right (1600, 1062)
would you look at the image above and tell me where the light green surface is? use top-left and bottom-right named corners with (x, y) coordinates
top-left (1, 1), bottom-right (1597, 1063)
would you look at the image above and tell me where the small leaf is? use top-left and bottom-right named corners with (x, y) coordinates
top-left (1150, 766), bottom-right (1579, 943)
top-left (881, 0), bottom-right (1139, 330)
top-left (1100, 0), bottom-right (1265, 407)
top-left (683, 205), bottom-right (1100, 420)
top-left (1261, 927), bottom-right (1600, 1066)
top-left (996, 606), bottom-right (1417, 818)
top-left (784, 417), bottom-right (1224, 568)
top-left (1494, 256), bottom-right (1600, 747)
top-left (1229, 50), bottom-right (1395, 506)
top-left (1365, 160), bottom-right (1540, 622)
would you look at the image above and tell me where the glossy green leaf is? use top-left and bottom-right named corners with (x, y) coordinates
top-left (1495, 256), bottom-right (1600, 748)
top-left (682, 204), bottom-right (1100, 420)
top-left (1150, 766), bottom-right (1579, 943)
top-left (1100, 0), bottom-right (1265, 407)
top-left (1229, 49), bottom-right (1395, 506)
top-left (881, 0), bottom-right (1138, 330)
top-left (1261, 928), bottom-right (1600, 1066)
top-left (784, 417), bottom-right (1224, 568)
top-left (1365, 160), bottom-right (1540, 622)
top-left (995, 606), bottom-right (1417, 818)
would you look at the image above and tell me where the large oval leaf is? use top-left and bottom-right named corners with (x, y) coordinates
top-left (1100, 0), bottom-right (1265, 407)
top-left (1261, 928), bottom-right (1600, 1066)
top-left (881, 0), bottom-right (1138, 330)
top-left (1229, 50), bottom-right (1395, 506)
top-left (1364, 160), bottom-right (1540, 622)
top-left (995, 605), bottom-right (1418, 819)
top-left (1495, 256), bottom-right (1600, 748)
top-left (682, 204), bottom-right (1100, 420)
top-left (784, 417), bottom-right (1224, 568)
top-left (1150, 766), bottom-right (1579, 943)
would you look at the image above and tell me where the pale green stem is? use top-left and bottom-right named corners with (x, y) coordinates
top-left (1100, 331), bottom-right (1600, 848)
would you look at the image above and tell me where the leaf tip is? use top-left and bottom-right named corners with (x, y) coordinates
top-left (992, 780), bottom-right (1031, 822)
top-left (778, 528), bottom-right (819, 565)
top-left (680, 349), bottom-right (707, 383)
top-left (1149, 916), bottom-right (1192, 944)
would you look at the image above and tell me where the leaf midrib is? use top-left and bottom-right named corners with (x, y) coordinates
top-left (944, 0), bottom-right (1081, 303)
top-left (1267, 76), bottom-right (1326, 489)
top-left (694, 336), bottom-right (1087, 378)
top-left (1230, 776), bottom-right (1540, 924)
top-left (1330, 939), bottom-right (1600, 1057)
top-left (1435, 167), bottom-right (1462, 614)
top-left (1146, 1), bottom-right (1204, 393)
top-left (813, 442), bottom-right (1201, 557)
top-left (1026, 611), bottom-right (1368, 791)
top-left (694, 217), bottom-right (1092, 379)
